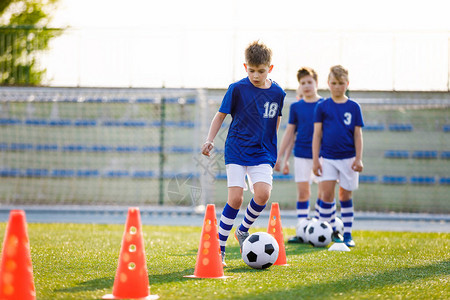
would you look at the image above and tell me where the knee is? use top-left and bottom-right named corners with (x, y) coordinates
top-left (228, 195), bottom-right (244, 209)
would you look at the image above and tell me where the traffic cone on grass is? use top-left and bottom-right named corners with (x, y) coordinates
top-left (267, 202), bottom-right (288, 265)
top-left (0, 210), bottom-right (36, 300)
top-left (185, 204), bottom-right (229, 278)
top-left (103, 207), bottom-right (159, 299)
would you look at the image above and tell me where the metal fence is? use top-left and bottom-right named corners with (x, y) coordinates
top-left (0, 87), bottom-right (449, 214)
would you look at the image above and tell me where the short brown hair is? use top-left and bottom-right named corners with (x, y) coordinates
top-left (297, 67), bottom-right (318, 83)
top-left (245, 41), bottom-right (272, 66)
top-left (328, 65), bottom-right (349, 82)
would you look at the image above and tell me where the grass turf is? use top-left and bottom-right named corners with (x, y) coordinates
top-left (0, 223), bottom-right (448, 299)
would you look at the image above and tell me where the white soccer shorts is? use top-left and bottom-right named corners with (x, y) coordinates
top-left (318, 157), bottom-right (359, 191)
top-left (294, 157), bottom-right (317, 183)
top-left (226, 164), bottom-right (273, 193)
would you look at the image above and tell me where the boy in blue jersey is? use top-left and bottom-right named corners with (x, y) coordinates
top-left (274, 67), bottom-right (323, 243)
top-left (312, 65), bottom-right (364, 247)
top-left (201, 41), bottom-right (286, 265)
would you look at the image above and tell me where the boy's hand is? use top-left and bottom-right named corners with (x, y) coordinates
top-left (201, 141), bottom-right (214, 157)
top-left (312, 160), bottom-right (322, 177)
top-left (274, 159), bottom-right (282, 172)
top-left (282, 161), bottom-right (290, 175)
top-left (352, 159), bottom-right (364, 172)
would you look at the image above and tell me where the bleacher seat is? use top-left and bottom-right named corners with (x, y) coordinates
top-left (62, 144), bottom-right (87, 152)
top-left (363, 124), bottom-right (385, 131)
top-left (439, 177), bottom-right (450, 185)
top-left (384, 150), bottom-right (409, 158)
top-left (89, 145), bottom-right (113, 152)
top-left (382, 176), bottom-right (407, 184)
top-left (0, 169), bottom-right (21, 177)
top-left (388, 123), bottom-right (413, 131)
top-left (76, 170), bottom-right (99, 177)
top-left (35, 144), bottom-right (58, 151)
top-left (410, 176), bottom-right (436, 185)
top-left (25, 169), bottom-right (49, 177)
top-left (443, 124), bottom-right (450, 132)
top-left (74, 120), bottom-right (97, 126)
top-left (10, 143), bottom-right (33, 151)
top-left (0, 118), bottom-right (21, 125)
top-left (440, 151), bottom-right (450, 159)
top-left (49, 120), bottom-right (72, 126)
top-left (412, 150), bottom-right (438, 159)
top-left (359, 175), bottom-right (378, 183)
top-left (104, 170), bottom-right (129, 178)
top-left (132, 170), bottom-right (155, 178)
top-left (51, 169), bottom-right (75, 177)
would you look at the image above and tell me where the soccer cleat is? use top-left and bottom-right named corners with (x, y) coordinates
top-left (332, 231), bottom-right (344, 243)
top-left (343, 233), bottom-right (355, 247)
top-left (221, 251), bottom-right (227, 267)
top-left (234, 228), bottom-right (249, 253)
top-left (288, 236), bottom-right (305, 244)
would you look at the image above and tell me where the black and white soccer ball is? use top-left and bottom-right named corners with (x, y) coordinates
top-left (295, 218), bottom-right (317, 243)
top-left (242, 232), bottom-right (279, 269)
top-left (306, 221), bottom-right (333, 247)
top-left (334, 217), bottom-right (344, 235)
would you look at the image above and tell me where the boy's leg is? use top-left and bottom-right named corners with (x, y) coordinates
top-left (235, 182), bottom-right (270, 251)
top-left (296, 182), bottom-right (311, 220)
top-left (221, 164), bottom-right (246, 264)
top-left (235, 164), bottom-right (273, 251)
top-left (337, 157), bottom-right (359, 247)
top-left (339, 188), bottom-right (355, 247)
top-left (317, 180), bottom-right (336, 224)
top-left (218, 187), bottom-right (243, 265)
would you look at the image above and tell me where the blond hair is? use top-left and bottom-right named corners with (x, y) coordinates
top-left (328, 65), bottom-right (349, 82)
top-left (245, 41), bottom-right (272, 66)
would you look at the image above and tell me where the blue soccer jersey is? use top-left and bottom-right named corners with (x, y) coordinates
top-left (219, 77), bottom-right (286, 167)
top-left (288, 99), bottom-right (323, 159)
top-left (314, 97), bottom-right (364, 159)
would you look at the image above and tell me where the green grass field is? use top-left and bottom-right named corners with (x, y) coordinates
top-left (1, 223), bottom-right (448, 299)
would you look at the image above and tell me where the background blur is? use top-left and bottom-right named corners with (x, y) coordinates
top-left (1, 0), bottom-right (449, 214)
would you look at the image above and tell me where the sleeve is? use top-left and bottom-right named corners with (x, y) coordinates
top-left (313, 101), bottom-right (323, 123)
top-left (354, 102), bottom-right (364, 127)
top-left (288, 103), bottom-right (296, 125)
top-left (278, 90), bottom-right (286, 117)
top-left (218, 84), bottom-right (235, 114)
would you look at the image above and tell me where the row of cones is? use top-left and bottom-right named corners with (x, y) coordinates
top-left (0, 203), bottom-right (287, 298)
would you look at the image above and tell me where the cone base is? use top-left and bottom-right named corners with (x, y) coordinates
top-left (328, 242), bottom-right (351, 252)
top-left (102, 293), bottom-right (159, 300)
top-left (184, 274), bottom-right (231, 279)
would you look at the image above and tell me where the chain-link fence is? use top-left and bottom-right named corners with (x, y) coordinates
top-left (0, 87), bottom-right (449, 213)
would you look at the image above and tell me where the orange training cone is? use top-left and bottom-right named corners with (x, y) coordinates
top-left (185, 204), bottom-right (229, 279)
top-left (103, 207), bottom-right (159, 300)
top-left (0, 210), bottom-right (36, 300)
top-left (267, 202), bottom-right (288, 265)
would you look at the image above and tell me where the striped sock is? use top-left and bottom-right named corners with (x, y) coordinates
top-left (329, 199), bottom-right (337, 231)
top-left (314, 198), bottom-right (321, 219)
top-left (238, 198), bottom-right (266, 232)
top-left (218, 204), bottom-right (239, 253)
top-left (318, 199), bottom-right (334, 224)
top-left (340, 199), bottom-right (354, 236)
top-left (297, 200), bottom-right (309, 220)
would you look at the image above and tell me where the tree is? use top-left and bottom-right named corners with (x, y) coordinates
top-left (0, 0), bottom-right (63, 85)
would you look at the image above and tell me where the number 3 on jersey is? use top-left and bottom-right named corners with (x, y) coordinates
top-left (263, 102), bottom-right (278, 118)
top-left (344, 112), bottom-right (352, 125)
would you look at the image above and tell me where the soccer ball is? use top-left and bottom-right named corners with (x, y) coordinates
top-left (295, 218), bottom-right (317, 243)
top-left (334, 217), bottom-right (344, 235)
top-left (242, 232), bottom-right (279, 269)
top-left (306, 221), bottom-right (333, 247)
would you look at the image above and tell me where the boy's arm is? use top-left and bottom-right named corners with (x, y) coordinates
top-left (352, 126), bottom-right (364, 172)
top-left (201, 112), bottom-right (227, 157)
top-left (274, 124), bottom-right (295, 172)
top-left (312, 122), bottom-right (322, 176)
